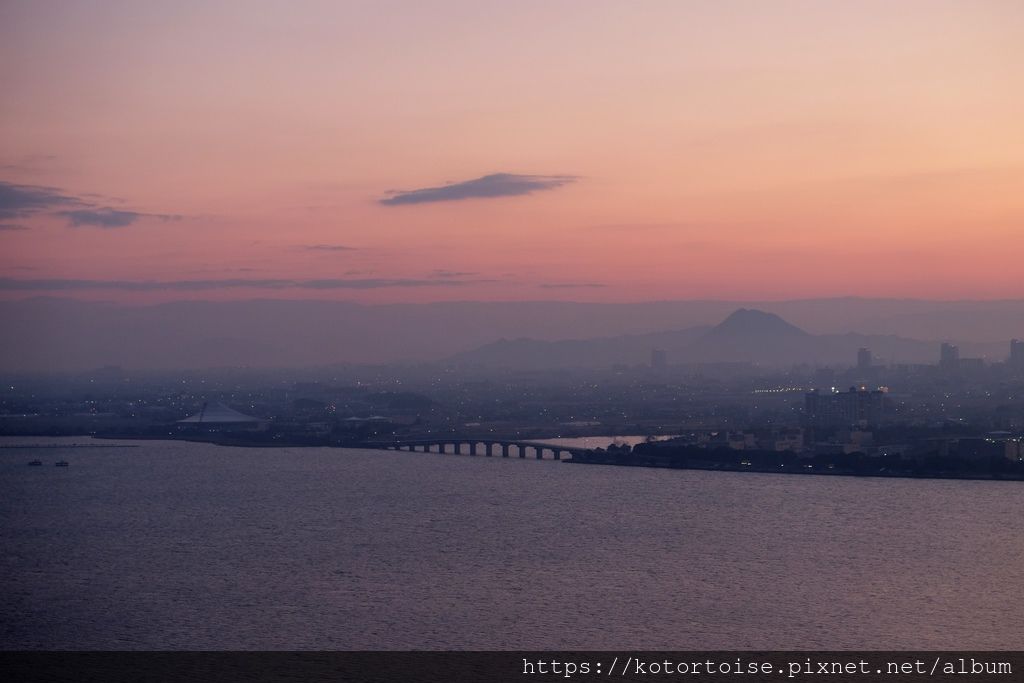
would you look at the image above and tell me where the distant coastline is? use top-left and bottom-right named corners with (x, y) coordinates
top-left (12, 433), bottom-right (1018, 482)
top-left (0, 442), bottom-right (137, 449)
top-left (567, 444), bottom-right (1024, 482)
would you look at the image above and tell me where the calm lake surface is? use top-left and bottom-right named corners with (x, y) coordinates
top-left (2, 437), bottom-right (1022, 650)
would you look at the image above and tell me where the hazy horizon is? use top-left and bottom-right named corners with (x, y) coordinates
top-left (2, 295), bottom-right (1022, 371)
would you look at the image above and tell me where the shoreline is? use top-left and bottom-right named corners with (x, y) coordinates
top-left (565, 453), bottom-right (1024, 482)
top-left (3, 432), bottom-right (1020, 483)
top-left (0, 443), bottom-right (138, 449)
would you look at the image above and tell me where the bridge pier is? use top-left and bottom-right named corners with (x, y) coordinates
top-left (370, 439), bottom-right (578, 462)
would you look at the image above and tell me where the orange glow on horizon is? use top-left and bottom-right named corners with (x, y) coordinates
top-left (2, 1), bottom-right (1022, 303)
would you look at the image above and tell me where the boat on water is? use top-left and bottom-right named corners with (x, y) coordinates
top-left (28, 460), bottom-right (43, 466)
top-left (55, 460), bottom-right (69, 467)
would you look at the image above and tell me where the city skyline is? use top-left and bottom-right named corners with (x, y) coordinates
top-left (2, 0), bottom-right (1023, 304)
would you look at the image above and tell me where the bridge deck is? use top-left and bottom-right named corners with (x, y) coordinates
top-left (360, 437), bottom-right (592, 459)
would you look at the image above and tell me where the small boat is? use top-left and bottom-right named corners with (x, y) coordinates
top-left (55, 460), bottom-right (69, 467)
top-left (28, 460), bottom-right (43, 466)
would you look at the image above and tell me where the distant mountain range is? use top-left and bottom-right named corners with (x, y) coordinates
top-left (448, 308), bottom-right (956, 369)
top-left (0, 297), bottom-right (1020, 371)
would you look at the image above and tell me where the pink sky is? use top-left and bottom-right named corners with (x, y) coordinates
top-left (1, 0), bottom-right (1022, 303)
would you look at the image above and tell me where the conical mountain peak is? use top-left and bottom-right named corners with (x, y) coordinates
top-left (710, 308), bottom-right (809, 337)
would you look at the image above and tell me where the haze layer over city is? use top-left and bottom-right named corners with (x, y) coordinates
top-left (2, 0), bottom-right (1023, 656)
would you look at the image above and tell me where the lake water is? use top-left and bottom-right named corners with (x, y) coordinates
top-left (2, 437), bottom-right (1022, 650)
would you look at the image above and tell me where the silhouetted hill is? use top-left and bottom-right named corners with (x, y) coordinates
top-left (685, 309), bottom-right (811, 362)
top-left (450, 308), bottom-right (985, 368)
top-left (710, 308), bottom-right (810, 337)
top-left (0, 298), bottom-right (1020, 371)
top-left (447, 326), bottom-right (710, 369)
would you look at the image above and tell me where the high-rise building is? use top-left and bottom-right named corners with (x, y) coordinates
top-left (940, 342), bottom-right (960, 371)
top-left (804, 387), bottom-right (885, 428)
top-left (1011, 339), bottom-right (1024, 369)
top-left (857, 347), bottom-right (872, 370)
top-left (650, 348), bottom-right (667, 371)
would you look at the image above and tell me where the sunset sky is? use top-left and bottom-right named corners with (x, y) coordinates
top-left (1, 0), bottom-right (1022, 303)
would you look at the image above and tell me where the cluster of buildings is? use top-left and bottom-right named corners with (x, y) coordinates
top-left (856, 339), bottom-right (1023, 375)
top-left (806, 338), bottom-right (1024, 429)
top-left (938, 342), bottom-right (987, 372)
top-left (804, 387), bottom-right (885, 428)
top-left (656, 423), bottom-right (1022, 463)
top-left (689, 427), bottom-right (806, 452)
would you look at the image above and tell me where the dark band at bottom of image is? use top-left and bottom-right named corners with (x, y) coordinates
top-left (2, 651), bottom-right (1021, 683)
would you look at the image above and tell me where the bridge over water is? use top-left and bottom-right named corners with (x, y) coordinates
top-left (361, 438), bottom-right (591, 460)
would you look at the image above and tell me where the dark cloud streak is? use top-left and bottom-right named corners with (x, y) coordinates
top-left (60, 208), bottom-right (182, 228)
top-left (0, 277), bottom-right (482, 291)
top-left (430, 269), bottom-right (477, 278)
top-left (539, 283), bottom-right (607, 289)
top-left (380, 173), bottom-right (576, 205)
top-left (0, 180), bottom-right (181, 228)
top-left (0, 181), bottom-right (82, 220)
top-left (300, 244), bottom-right (357, 252)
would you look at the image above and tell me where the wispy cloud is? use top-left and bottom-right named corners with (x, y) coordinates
top-left (0, 181), bottom-right (82, 221)
top-left (0, 154), bottom-right (59, 175)
top-left (430, 269), bottom-right (476, 278)
top-left (0, 180), bottom-right (181, 228)
top-left (0, 223), bottom-right (30, 231)
top-left (380, 173), bottom-right (576, 206)
top-left (299, 244), bottom-right (357, 252)
top-left (539, 283), bottom-right (607, 289)
top-left (0, 277), bottom-right (482, 291)
top-left (60, 208), bottom-right (182, 228)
